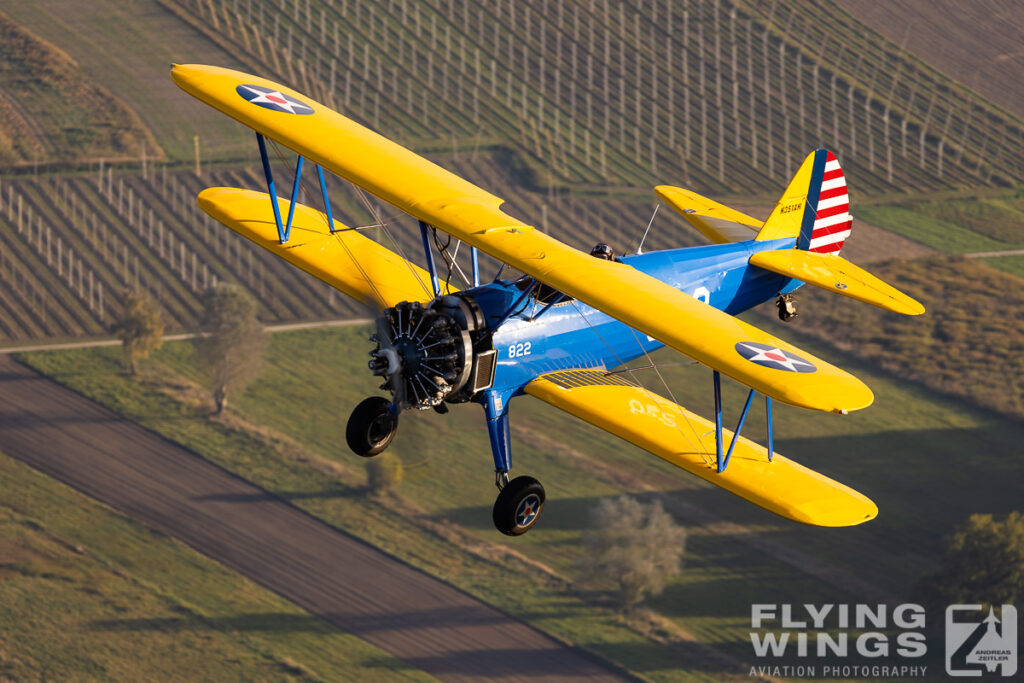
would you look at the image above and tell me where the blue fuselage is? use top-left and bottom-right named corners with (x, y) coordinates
top-left (468, 237), bottom-right (800, 405)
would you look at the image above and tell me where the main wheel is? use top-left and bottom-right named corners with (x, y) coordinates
top-left (492, 476), bottom-right (546, 536)
top-left (346, 397), bottom-right (398, 457)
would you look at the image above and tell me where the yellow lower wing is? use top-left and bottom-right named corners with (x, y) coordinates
top-left (198, 187), bottom-right (442, 308)
top-left (526, 370), bottom-right (877, 527)
top-left (749, 250), bottom-right (924, 316)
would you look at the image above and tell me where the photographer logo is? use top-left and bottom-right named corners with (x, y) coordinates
top-left (945, 605), bottom-right (1016, 677)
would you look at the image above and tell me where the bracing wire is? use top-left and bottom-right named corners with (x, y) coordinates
top-left (625, 326), bottom-right (714, 466)
top-left (445, 239), bottom-right (473, 288)
top-left (353, 185), bottom-right (434, 300)
top-left (267, 139), bottom-right (389, 308)
top-left (569, 299), bottom-right (713, 466)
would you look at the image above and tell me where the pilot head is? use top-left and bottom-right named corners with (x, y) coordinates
top-left (590, 243), bottom-right (615, 260)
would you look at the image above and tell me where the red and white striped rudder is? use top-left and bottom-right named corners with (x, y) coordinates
top-left (805, 151), bottom-right (851, 254)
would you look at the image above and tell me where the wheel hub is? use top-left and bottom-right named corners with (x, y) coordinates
top-left (515, 494), bottom-right (541, 527)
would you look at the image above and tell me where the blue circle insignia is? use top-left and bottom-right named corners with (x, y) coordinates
top-left (735, 341), bottom-right (817, 373)
top-left (235, 84), bottom-right (314, 115)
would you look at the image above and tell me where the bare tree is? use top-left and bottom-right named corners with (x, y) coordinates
top-left (112, 290), bottom-right (164, 375)
top-left (577, 496), bottom-right (686, 611)
top-left (193, 283), bottom-right (267, 414)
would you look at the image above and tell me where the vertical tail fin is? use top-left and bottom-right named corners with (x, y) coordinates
top-left (756, 149), bottom-right (852, 255)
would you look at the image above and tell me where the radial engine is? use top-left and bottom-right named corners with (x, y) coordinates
top-left (368, 295), bottom-right (497, 410)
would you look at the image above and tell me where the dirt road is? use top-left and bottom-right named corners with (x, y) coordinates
top-left (0, 355), bottom-right (627, 682)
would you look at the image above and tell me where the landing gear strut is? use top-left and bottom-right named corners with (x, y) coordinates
top-left (485, 391), bottom-right (545, 535)
top-left (776, 294), bottom-right (798, 322)
top-left (346, 397), bottom-right (399, 457)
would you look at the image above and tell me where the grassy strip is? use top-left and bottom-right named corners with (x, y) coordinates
top-left (856, 205), bottom-right (1012, 254)
top-left (16, 346), bottom-right (715, 681)
top-left (0, 450), bottom-right (434, 682)
top-left (19, 322), bottom-right (1024, 677)
top-left (909, 195), bottom-right (1024, 246)
top-left (982, 254), bottom-right (1024, 279)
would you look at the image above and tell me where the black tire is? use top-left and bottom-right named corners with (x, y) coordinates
top-left (492, 476), bottom-right (546, 536)
top-left (346, 397), bottom-right (398, 457)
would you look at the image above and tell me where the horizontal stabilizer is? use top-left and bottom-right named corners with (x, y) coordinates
top-left (526, 370), bottom-right (877, 527)
top-left (749, 250), bottom-right (924, 315)
top-left (198, 187), bottom-right (443, 308)
top-left (655, 185), bottom-right (762, 244)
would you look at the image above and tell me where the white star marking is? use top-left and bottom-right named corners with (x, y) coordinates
top-left (240, 85), bottom-right (309, 114)
top-left (737, 342), bottom-right (815, 372)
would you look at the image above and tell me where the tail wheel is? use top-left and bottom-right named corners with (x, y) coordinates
top-left (492, 476), bottom-right (546, 536)
top-left (776, 294), bottom-right (798, 322)
top-left (346, 397), bottom-right (398, 457)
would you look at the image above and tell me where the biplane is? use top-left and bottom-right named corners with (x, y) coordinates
top-left (172, 64), bottom-right (923, 536)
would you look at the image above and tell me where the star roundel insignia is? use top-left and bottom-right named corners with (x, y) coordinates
top-left (735, 341), bottom-right (817, 373)
top-left (235, 84), bottom-right (314, 115)
top-left (516, 494), bottom-right (540, 527)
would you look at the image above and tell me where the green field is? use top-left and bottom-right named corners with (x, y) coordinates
top-left (855, 205), bottom-right (1014, 254)
top-left (0, 11), bottom-right (156, 166)
top-left (0, 450), bottom-right (433, 681)
top-left (18, 321), bottom-right (1024, 679)
top-left (0, 0), bottom-right (252, 164)
top-left (909, 195), bottom-right (1024, 246)
top-left (983, 254), bottom-right (1024, 279)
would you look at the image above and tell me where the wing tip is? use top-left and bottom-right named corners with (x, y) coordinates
top-left (785, 380), bottom-right (873, 414)
top-left (902, 298), bottom-right (927, 316)
top-left (790, 496), bottom-right (879, 527)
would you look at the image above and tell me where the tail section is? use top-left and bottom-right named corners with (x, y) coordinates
top-left (756, 149), bottom-right (852, 255)
top-left (750, 149), bottom-right (923, 316)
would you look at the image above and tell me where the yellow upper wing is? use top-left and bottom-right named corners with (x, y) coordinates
top-left (654, 185), bottom-right (762, 244)
top-left (526, 370), bottom-right (877, 527)
top-left (198, 187), bottom-right (441, 308)
top-left (173, 64), bottom-right (871, 413)
top-left (749, 250), bottom-right (925, 316)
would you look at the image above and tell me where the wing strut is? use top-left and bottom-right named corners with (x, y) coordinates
top-left (255, 132), bottom-right (286, 242)
top-left (713, 370), bottom-right (774, 473)
top-left (418, 221), bottom-right (441, 297)
top-left (316, 164), bottom-right (336, 234)
top-left (256, 131), bottom-right (335, 245)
